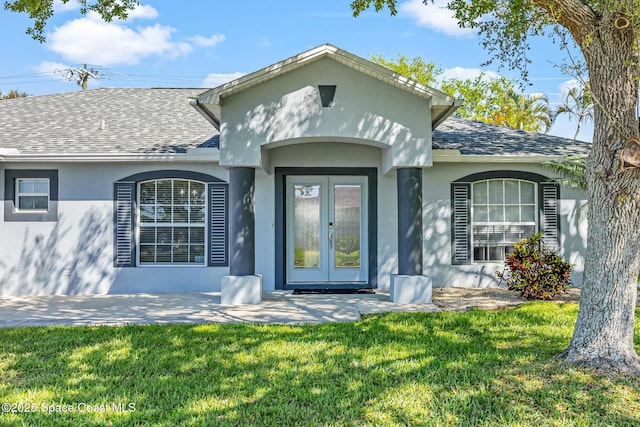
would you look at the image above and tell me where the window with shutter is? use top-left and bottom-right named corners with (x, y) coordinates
top-left (209, 184), bottom-right (228, 267)
top-left (451, 183), bottom-right (471, 265)
top-left (471, 179), bottom-right (536, 262)
top-left (540, 183), bottom-right (560, 251)
top-left (451, 171), bottom-right (560, 265)
top-left (113, 182), bottom-right (135, 267)
top-left (113, 171), bottom-right (228, 268)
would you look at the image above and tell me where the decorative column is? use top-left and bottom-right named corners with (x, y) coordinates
top-left (397, 168), bottom-right (423, 275)
top-left (392, 167), bottom-right (432, 303)
top-left (229, 167), bottom-right (255, 276)
top-left (222, 167), bottom-right (262, 304)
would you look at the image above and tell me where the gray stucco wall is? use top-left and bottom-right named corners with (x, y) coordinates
top-left (219, 58), bottom-right (432, 172)
top-left (0, 155), bottom-right (588, 296)
top-left (0, 162), bottom-right (229, 296)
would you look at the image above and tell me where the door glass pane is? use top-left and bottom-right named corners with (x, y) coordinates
top-left (293, 184), bottom-right (320, 269)
top-left (334, 184), bottom-right (361, 268)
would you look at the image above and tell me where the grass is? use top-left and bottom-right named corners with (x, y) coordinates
top-left (0, 303), bottom-right (638, 426)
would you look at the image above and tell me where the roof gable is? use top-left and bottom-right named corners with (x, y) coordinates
top-left (196, 44), bottom-right (461, 129)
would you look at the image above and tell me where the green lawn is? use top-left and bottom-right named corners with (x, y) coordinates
top-left (0, 303), bottom-right (638, 426)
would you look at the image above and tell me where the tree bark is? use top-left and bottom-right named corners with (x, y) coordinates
top-left (558, 8), bottom-right (640, 375)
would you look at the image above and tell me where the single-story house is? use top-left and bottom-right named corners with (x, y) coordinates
top-left (0, 44), bottom-right (590, 298)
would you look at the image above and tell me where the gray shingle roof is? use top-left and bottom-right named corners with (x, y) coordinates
top-left (0, 88), bottom-right (590, 158)
top-left (0, 88), bottom-right (218, 154)
top-left (433, 116), bottom-right (592, 156)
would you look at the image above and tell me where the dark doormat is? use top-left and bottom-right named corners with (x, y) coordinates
top-left (292, 288), bottom-right (375, 295)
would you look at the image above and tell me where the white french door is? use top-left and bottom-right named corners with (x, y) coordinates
top-left (285, 176), bottom-right (368, 284)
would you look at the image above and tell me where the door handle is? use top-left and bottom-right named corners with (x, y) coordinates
top-left (328, 231), bottom-right (334, 249)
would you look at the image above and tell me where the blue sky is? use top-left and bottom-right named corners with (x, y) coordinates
top-left (0, 0), bottom-right (592, 141)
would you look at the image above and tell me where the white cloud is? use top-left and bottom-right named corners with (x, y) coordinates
top-left (558, 79), bottom-right (582, 96)
top-left (34, 61), bottom-right (71, 81)
top-left (125, 4), bottom-right (159, 20)
top-left (254, 36), bottom-right (271, 48)
top-left (53, 0), bottom-right (79, 13)
top-left (189, 34), bottom-right (226, 47)
top-left (442, 67), bottom-right (499, 81)
top-left (201, 72), bottom-right (245, 88)
top-left (399, 0), bottom-right (474, 37)
top-left (48, 12), bottom-right (191, 66)
top-left (46, 4), bottom-right (224, 66)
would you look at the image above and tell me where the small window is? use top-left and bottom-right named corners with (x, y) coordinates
top-left (471, 179), bottom-right (536, 262)
top-left (4, 169), bottom-right (58, 222)
top-left (16, 178), bottom-right (50, 212)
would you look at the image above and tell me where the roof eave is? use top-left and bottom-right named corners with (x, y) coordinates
top-left (0, 150), bottom-right (221, 163)
top-left (197, 43), bottom-right (456, 106)
top-left (189, 97), bottom-right (220, 130)
top-left (432, 150), bottom-right (568, 163)
top-left (432, 99), bottom-right (463, 129)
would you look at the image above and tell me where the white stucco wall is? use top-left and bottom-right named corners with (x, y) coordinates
top-left (0, 162), bottom-right (229, 296)
top-left (218, 58), bottom-right (432, 172)
top-left (422, 163), bottom-right (588, 288)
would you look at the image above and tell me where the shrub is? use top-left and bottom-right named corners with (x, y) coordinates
top-left (497, 232), bottom-right (573, 300)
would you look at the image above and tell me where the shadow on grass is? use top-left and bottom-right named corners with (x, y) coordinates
top-left (0, 303), bottom-right (638, 426)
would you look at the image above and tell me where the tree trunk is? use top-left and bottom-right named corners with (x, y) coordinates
top-left (573, 115), bottom-right (582, 140)
top-left (560, 12), bottom-right (640, 375)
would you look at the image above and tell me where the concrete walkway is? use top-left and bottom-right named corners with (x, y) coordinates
top-left (0, 288), bottom-right (581, 328)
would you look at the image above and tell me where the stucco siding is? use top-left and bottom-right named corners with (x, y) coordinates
top-left (0, 157), bottom-right (588, 295)
top-left (0, 162), bottom-right (229, 296)
top-left (219, 58), bottom-right (432, 171)
top-left (376, 173), bottom-right (398, 290)
top-left (254, 171), bottom-right (276, 290)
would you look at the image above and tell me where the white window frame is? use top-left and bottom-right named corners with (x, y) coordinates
top-left (15, 178), bottom-right (50, 213)
top-left (471, 178), bottom-right (537, 263)
top-left (136, 178), bottom-right (207, 266)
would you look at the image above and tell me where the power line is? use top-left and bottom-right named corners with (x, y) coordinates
top-left (0, 72), bottom-right (58, 79)
top-left (55, 64), bottom-right (113, 90)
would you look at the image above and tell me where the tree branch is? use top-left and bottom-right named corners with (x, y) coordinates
top-left (530, 0), bottom-right (597, 45)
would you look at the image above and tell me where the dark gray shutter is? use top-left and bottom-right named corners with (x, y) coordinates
top-left (113, 182), bottom-right (135, 267)
top-left (451, 183), bottom-right (471, 265)
top-left (209, 183), bottom-right (228, 267)
top-left (539, 182), bottom-right (560, 251)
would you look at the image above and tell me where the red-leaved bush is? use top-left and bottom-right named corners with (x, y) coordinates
top-left (496, 232), bottom-right (572, 300)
